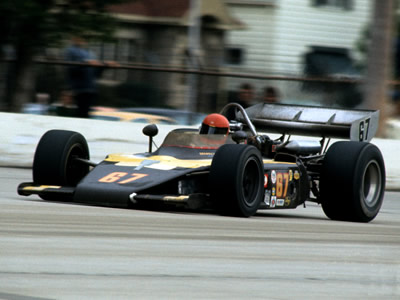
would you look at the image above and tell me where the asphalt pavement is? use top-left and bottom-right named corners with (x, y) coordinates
top-left (1, 112), bottom-right (400, 190)
top-left (1, 168), bottom-right (399, 299)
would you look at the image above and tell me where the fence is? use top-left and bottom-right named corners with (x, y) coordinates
top-left (1, 59), bottom-right (395, 116)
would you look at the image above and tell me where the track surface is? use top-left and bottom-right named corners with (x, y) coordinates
top-left (1, 168), bottom-right (399, 299)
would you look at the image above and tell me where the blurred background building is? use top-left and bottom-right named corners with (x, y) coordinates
top-left (0, 0), bottom-right (396, 119)
top-left (224, 0), bottom-right (371, 107)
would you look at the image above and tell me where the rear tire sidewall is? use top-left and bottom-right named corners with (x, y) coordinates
top-left (209, 144), bottom-right (264, 217)
top-left (352, 145), bottom-right (385, 220)
top-left (320, 141), bottom-right (385, 222)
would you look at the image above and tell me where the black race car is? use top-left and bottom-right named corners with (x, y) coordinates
top-left (18, 103), bottom-right (385, 222)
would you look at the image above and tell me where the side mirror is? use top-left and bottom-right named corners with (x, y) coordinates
top-left (143, 124), bottom-right (158, 137)
top-left (232, 130), bottom-right (247, 144)
top-left (142, 124), bottom-right (158, 152)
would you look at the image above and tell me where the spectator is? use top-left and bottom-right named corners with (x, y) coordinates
top-left (236, 83), bottom-right (255, 108)
top-left (49, 90), bottom-right (78, 117)
top-left (21, 93), bottom-right (50, 115)
top-left (226, 83), bottom-right (255, 120)
top-left (263, 86), bottom-right (280, 103)
top-left (64, 36), bottom-right (103, 118)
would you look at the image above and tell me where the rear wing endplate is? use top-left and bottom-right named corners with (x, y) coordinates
top-left (239, 103), bottom-right (379, 142)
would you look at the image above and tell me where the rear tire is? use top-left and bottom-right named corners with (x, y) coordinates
top-left (33, 130), bottom-right (90, 200)
top-left (320, 141), bottom-right (385, 222)
top-left (209, 144), bottom-right (264, 217)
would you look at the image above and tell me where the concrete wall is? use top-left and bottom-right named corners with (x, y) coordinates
top-left (1, 112), bottom-right (399, 190)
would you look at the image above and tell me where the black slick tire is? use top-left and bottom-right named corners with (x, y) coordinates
top-left (209, 144), bottom-right (264, 217)
top-left (320, 141), bottom-right (385, 222)
top-left (33, 130), bottom-right (90, 190)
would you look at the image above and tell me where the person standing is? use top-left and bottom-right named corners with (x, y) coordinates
top-left (64, 36), bottom-right (102, 118)
top-left (226, 82), bottom-right (255, 120)
top-left (263, 86), bottom-right (280, 103)
top-left (235, 83), bottom-right (255, 108)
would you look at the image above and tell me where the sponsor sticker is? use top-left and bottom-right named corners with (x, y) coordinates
top-left (264, 190), bottom-right (271, 206)
top-left (264, 174), bottom-right (268, 188)
top-left (294, 170), bottom-right (300, 180)
top-left (199, 152), bottom-right (214, 156)
top-left (277, 199), bottom-right (285, 206)
top-left (271, 196), bottom-right (276, 208)
top-left (271, 170), bottom-right (277, 184)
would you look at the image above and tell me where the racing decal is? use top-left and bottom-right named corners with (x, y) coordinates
top-left (199, 152), bottom-right (215, 156)
top-left (271, 170), bottom-right (277, 184)
top-left (294, 170), bottom-right (300, 180)
top-left (106, 154), bottom-right (212, 169)
top-left (289, 170), bottom-right (293, 181)
top-left (359, 118), bottom-right (370, 141)
top-left (134, 160), bottom-right (160, 170)
top-left (264, 174), bottom-right (268, 188)
top-left (276, 172), bottom-right (289, 199)
top-left (277, 199), bottom-right (285, 206)
top-left (264, 190), bottom-right (271, 206)
top-left (270, 196), bottom-right (276, 208)
top-left (98, 172), bottom-right (148, 184)
top-left (284, 198), bottom-right (291, 207)
top-left (272, 187), bottom-right (276, 196)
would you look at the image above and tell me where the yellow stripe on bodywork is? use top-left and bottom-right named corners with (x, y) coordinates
top-left (105, 153), bottom-right (295, 169)
top-left (262, 160), bottom-right (296, 165)
top-left (105, 154), bottom-right (213, 169)
top-left (23, 185), bottom-right (61, 191)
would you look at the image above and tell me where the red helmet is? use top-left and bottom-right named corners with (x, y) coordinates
top-left (200, 113), bottom-right (229, 135)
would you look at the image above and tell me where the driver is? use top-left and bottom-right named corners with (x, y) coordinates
top-left (199, 113), bottom-right (229, 135)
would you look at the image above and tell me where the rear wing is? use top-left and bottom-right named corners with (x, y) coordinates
top-left (238, 103), bottom-right (379, 142)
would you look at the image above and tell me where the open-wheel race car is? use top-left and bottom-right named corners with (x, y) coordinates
top-left (18, 103), bottom-right (386, 222)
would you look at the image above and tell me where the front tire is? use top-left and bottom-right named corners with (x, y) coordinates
top-left (320, 141), bottom-right (385, 222)
top-left (33, 130), bottom-right (90, 190)
top-left (209, 144), bottom-right (264, 217)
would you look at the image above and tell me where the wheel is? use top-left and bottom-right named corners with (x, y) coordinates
top-left (33, 130), bottom-right (90, 190)
top-left (209, 144), bottom-right (264, 217)
top-left (320, 141), bottom-right (385, 222)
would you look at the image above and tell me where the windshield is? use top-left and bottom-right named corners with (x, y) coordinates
top-left (161, 129), bottom-right (235, 149)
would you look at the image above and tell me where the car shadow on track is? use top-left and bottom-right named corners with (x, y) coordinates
top-left (255, 211), bottom-right (328, 221)
top-left (15, 196), bottom-right (329, 221)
